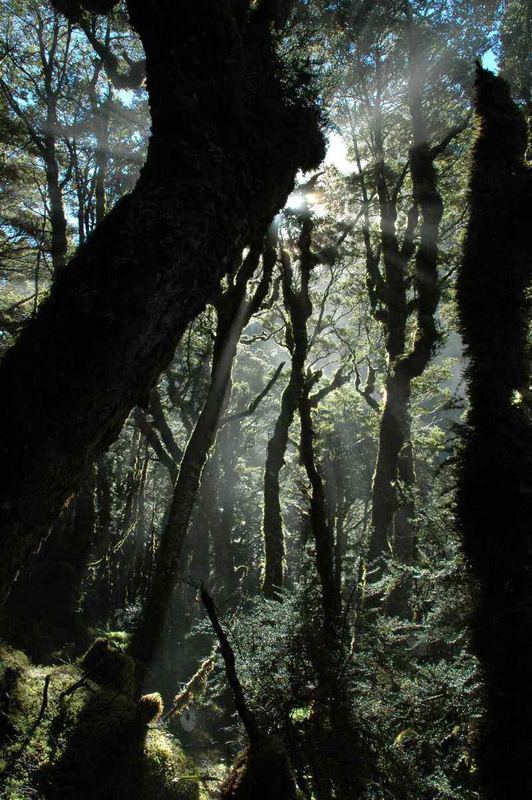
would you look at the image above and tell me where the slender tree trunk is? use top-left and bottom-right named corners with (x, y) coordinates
top-left (130, 244), bottom-right (274, 668)
top-left (42, 18), bottom-right (69, 277)
top-left (43, 126), bottom-right (68, 277)
top-left (262, 240), bottom-right (312, 598)
top-left (93, 95), bottom-right (110, 227)
top-left (89, 45), bottom-right (111, 227)
top-left (299, 383), bottom-right (340, 630)
top-left (0, 1), bottom-right (324, 607)
top-left (456, 65), bottom-right (532, 798)
top-left (369, 25), bottom-right (442, 593)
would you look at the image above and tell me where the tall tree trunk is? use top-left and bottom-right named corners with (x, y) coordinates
top-left (43, 126), bottom-right (68, 277)
top-left (130, 243), bottom-right (275, 668)
top-left (369, 24), bottom-right (442, 596)
top-left (0, 0), bottom-right (324, 607)
top-left (369, 369), bottom-right (412, 561)
top-left (41, 16), bottom-right (69, 276)
top-left (299, 381), bottom-right (340, 630)
top-left (262, 233), bottom-right (312, 598)
top-left (89, 51), bottom-right (111, 227)
top-left (456, 65), bottom-right (532, 798)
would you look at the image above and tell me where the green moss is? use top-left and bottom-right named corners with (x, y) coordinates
top-left (79, 637), bottom-right (136, 695)
top-left (0, 644), bottom-right (208, 800)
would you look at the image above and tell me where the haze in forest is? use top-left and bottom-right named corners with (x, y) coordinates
top-left (0, 2), bottom-right (530, 799)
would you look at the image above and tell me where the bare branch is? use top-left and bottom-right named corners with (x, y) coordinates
top-left (221, 362), bottom-right (285, 426)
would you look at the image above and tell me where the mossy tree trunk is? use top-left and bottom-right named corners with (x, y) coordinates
top-left (299, 379), bottom-right (340, 629)
top-left (456, 65), bottom-right (532, 798)
top-left (1, 470), bottom-right (96, 659)
top-left (262, 236), bottom-right (312, 599)
top-left (365, 21), bottom-right (443, 617)
top-left (0, 0), bottom-right (324, 608)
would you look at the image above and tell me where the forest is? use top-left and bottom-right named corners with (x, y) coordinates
top-left (0, 1), bottom-right (530, 798)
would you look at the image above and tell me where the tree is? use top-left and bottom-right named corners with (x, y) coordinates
top-left (0, 0), bottom-right (324, 606)
top-left (456, 64), bottom-right (532, 798)
top-left (334, 0), bottom-right (496, 613)
top-left (130, 238), bottom-right (276, 669)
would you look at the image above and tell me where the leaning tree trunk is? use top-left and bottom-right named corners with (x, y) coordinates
top-left (0, 0), bottom-right (324, 607)
top-left (130, 244), bottom-right (275, 669)
top-left (456, 65), bottom-right (532, 798)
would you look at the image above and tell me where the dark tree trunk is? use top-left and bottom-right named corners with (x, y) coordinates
top-left (84, 454), bottom-right (114, 623)
top-left (299, 382), bottom-right (340, 630)
top-left (1, 471), bottom-right (96, 659)
top-left (369, 369), bottom-right (412, 561)
top-left (456, 65), bottom-right (532, 798)
top-left (262, 236), bottom-right (312, 598)
top-left (189, 460), bottom-right (215, 587)
top-left (0, 0), bottom-right (324, 607)
top-left (87, 34), bottom-right (112, 230)
top-left (369, 27), bottom-right (442, 592)
top-left (44, 128), bottom-right (68, 277)
top-left (41, 19), bottom-right (69, 276)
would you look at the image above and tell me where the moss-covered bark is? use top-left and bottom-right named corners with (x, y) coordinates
top-left (0, 0), bottom-right (324, 607)
top-left (368, 26), bottom-right (443, 609)
top-left (456, 65), bottom-right (532, 797)
top-left (1, 472), bottom-right (96, 661)
top-left (262, 238), bottom-right (312, 599)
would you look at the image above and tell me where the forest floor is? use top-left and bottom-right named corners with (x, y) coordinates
top-left (0, 642), bottom-right (217, 800)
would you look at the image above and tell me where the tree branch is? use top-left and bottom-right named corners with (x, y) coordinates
top-left (309, 365), bottom-right (351, 408)
top-left (221, 362), bottom-right (285, 426)
top-left (200, 585), bottom-right (259, 742)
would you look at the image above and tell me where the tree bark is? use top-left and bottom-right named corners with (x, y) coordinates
top-left (456, 65), bottom-right (532, 798)
top-left (212, 419), bottom-right (240, 597)
top-left (262, 239), bottom-right (312, 599)
top-left (40, 15), bottom-right (69, 276)
top-left (299, 381), bottom-right (340, 630)
top-left (369, 24), bottom-right (442, 587)
top-left (0, 1), bottom-right (324, 607)
top-left (1, 471), bottom-right (96, 658)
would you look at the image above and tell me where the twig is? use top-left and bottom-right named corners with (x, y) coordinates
top-left (37, 675), bottom-right (51, 722)
top-left (200, 585), bottom-right (259, 743)
top-left (220, 362), bottom-right (285, 426)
